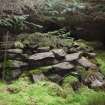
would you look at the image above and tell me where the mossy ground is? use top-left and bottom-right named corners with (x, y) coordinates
top-left (0, 75), bottom-right (105, 105)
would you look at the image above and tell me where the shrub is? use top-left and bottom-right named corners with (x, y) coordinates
top-left (16, 32), bottom-right (74, 48)
top-left (0, 16), bottom-right (26, 33)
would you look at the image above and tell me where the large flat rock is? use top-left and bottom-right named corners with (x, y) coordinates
top-left (52, 62), bottom-right (74, 70)
top-left (65, 52), bottom-right (81, 62)
top-left (29, 52), bottom-right (55, 61)
top-left (28, 52), bottom-right (56, 67)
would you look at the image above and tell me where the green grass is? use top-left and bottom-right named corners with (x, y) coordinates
top-left (0, 76), bottom-right (105, 105)
top-left (0, 78), bottom-right (66, 105)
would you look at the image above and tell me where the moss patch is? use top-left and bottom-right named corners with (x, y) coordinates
top-left (63, 75), bottom-right (78, 86)
top-left (0, 77), bottom-right (105, 105)
top-left (96, 50), bottom-right (105, 76)
top-left (29, 66), bottom-right (52, 75)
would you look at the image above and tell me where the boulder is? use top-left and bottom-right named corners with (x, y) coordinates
top-left (51, 49), bottom-right (66, 59)
top-left (28, 52), bottom-right (56, 67)
top-left (77, 57), bottom-right (96, 68)
top-left (65, 52), bottom-right (81, 62)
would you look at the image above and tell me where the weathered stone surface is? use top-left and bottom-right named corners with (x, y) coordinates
top-left (7, 49), bottom-right (23, 54)
top-left (51, 49), bottom-right (66, 59)
top-left (31, 73), bottom-right (46, 83)
top-left (77, 57), bottom-right (96, 68)
top-left (29, 52), bottom-right (55, 61)
top-left (28, 52), bottom-right (56, 67)
top-left (65, 52), bottom-right (81, 62)
top-left (52, 62), bottom-right (74, 70)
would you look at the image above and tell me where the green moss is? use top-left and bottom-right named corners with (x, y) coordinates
top-left (63, 75), bottom-right (79, 91)
top-left (29, 66), bottom-right (52, 75)
top-left (0, 80), bottom-right (66, 105)
top-left (96, 50), bottom-right (105, 76)
top-left (73, 40), bottom-right (94, 51)
top-left (67, 86), bottom-right (105, 105)
top-left (63, 75), bottom-right (78, 86)
top-left (0, 78), bottom-right (105, 105)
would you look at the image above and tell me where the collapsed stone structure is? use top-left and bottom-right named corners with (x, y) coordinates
top-left (0, 38), bottom-right (105, 89)
top-left (0, 0), bottom-right (105, 91)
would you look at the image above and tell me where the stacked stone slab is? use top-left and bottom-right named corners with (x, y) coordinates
top-left (0, 41), bottom-right (105, 88)
top-left (0, 43), bottom-right (105, 89)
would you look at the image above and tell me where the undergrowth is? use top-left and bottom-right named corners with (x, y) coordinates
top-left (0, 76), bottom-right (105, 105)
